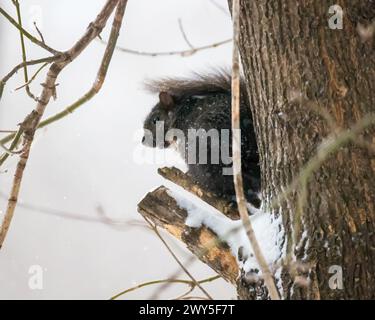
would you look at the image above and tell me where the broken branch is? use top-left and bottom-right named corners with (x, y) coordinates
top-left (158, 167), bottom-right (240, 220)
top-left (138, 186), bottom-right (239, 283)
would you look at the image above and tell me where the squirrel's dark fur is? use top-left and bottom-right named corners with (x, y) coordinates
top-left (142, 70), bottom-right (260, 207)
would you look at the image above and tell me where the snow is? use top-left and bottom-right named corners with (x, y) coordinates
top-left (166, 188), bottom-right (284, 275)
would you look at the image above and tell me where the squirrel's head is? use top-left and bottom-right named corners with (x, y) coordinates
top-left (142, 91), bottom-right (176, 148)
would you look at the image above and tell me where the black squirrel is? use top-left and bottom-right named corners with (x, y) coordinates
top-left (142, 70), bottom-right (261, 208)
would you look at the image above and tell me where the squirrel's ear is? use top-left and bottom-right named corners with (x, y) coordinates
top-left (159, 91), bottom-right (175, 110)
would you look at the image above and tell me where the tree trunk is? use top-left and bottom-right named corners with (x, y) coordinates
top-left (233, 0), bottom-right (375, 299)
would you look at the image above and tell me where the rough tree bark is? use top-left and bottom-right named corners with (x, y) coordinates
top-left (233, 0), bottom-right (375, 299)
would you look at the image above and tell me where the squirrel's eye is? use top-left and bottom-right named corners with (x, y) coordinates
top-left (153, 116), bottom-right (160, 124)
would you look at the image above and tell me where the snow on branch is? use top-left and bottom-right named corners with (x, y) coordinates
top-left (158, 167), bottom-right (240, 220)
top-left (138, 186), bottom-right (239, 283)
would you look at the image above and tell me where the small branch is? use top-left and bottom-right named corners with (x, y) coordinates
top-left (110, 275), bottom-right (219, 300)
top-left (0, 128), bottom-right (23, 167)
top-left (0, 190), bottom-right (132, 228)
top-left (13, 0), bottom-right (38, 101)
top-left (0, 130), bottom-right (17, 133)
top-left (138, 186), bottom-right (239, 283)
top-left (158, 167), bottom-right (239, 220)
top-left (178, 18), bottom-right (194, 49)
top-left (0, 6), bottom-right (60, 55)
top-left (111, 279), bottom-right (193, 300)
top-left (180, 296), bottom-right (210, 300)
top-left (291, 113), bottom-right (375, 243)
top-left (99, 38), bottom-right (232, 57)
top-left (209, 0), bottom-right (229, 15)
top-left (14, 62), bottom-right (49, 91)
top-left (144, 217), bottom-right (214, 300)
top-left (33, 21), bottom-right (45, 44)
top-left (230, 0), bottom-right (280, 300)
top-left (0, 140), bottom-right (22, 155)
top-left (0, 56), bottom-right (61, 101)
top-left (268, 114), bottom-right (375, 231)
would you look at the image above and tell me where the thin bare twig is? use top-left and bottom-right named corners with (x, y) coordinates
top-left (13, 0), bottom-right (38, 101)
top-left (0, 128), bottom-right (23, 167)
top-left (0, 0), bottom-right (126, 249)
top-left (0, 130), bottom-right (17, 133)
top-left (290, 113), bottom-right (375, 244)
top-left (0, 6), bottom-right (60, 55)
top-left (0, 141), bottom-right (22, 155)
top-left (144, 217), bottom-right (214, 300)
top-left (209, 0), bottom-right (229, 15)
top-left (0, 190), bottom-right (134, 229)
top-left (33, 21), bottom-right (45, 44)
top-left (138, 186), bottom-right (241, 298)
top-left (99, 38), bottom-right (232, 57)
top-left (178, 18), bottom-right (194, 49)
top-left (174, 284), bottom-right (196, 300)
top-left (230, 0), bottom-right (280, 300)
top-left (180, 296), bottom-right (210, 300)
top-left (110, 275), bottom-right (219, 300)
top-left (14, 62), bottom-right (49, 91)
top-left (0, 56), bottom-right (60, 101)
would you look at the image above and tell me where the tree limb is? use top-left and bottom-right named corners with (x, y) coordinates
top-left (138, 186), bottom-right (239, 284)
top-left (158, 167), bottom-right (240, 220)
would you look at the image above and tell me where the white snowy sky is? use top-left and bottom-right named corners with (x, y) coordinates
top-left (0, 0), bottom-right (237, 299)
